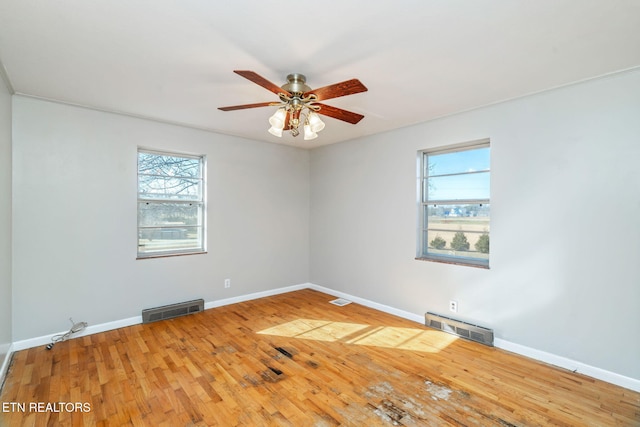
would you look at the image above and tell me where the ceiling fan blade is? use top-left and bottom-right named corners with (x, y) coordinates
top-left (233, 70), bottom-right (291, 96)
top-left (218, 102), bottom-right (275, 111)
top-left (314, 103), bottom-right (365, 124)
top-left (305, 79), bottom-right (367, 101)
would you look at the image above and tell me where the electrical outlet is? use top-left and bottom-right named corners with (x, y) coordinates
top-left (224, 279), bottom-right (231, 288)
top-left (449, 300), bottom-right (458, 313)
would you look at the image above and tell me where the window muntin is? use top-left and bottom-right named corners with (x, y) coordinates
top-left (418, 141), bottom-right (490, 267)
top-left (137, 150), bottom-right (205, 258)
top-left (424, 172), bottom-right (490, 202)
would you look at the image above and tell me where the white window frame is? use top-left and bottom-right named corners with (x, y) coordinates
top-left (417, 139), bottom-right (490, 268)
top-left (137, 148), bottom-right (206, 258)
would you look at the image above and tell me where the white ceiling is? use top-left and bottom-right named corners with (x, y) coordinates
top-left (1, 0), bottom-right (639, 148)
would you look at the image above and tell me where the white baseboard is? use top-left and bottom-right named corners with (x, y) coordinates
top-left (11, 283), bottom-right (310, 352)
top-left (0, 342), bottom-right (13, 390)
top-left (307, 283), bottom-right (425, 323)
top-left (7, 283), bottom-right (639, 393)
top-left (12, 316), bottom-right (143, 352)
top-left (204, 283), bottom-right (308, 310)
top-left (307, 283), bottom-right (640, 393)
top-left (493, 338), bottom-right (640, 393)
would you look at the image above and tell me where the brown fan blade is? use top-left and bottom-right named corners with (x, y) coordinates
top-left (233, 70), bottom-right (291, 97)
top-left (218, 102), bottom-right (275, 111)
top-left (314, 103), bottom-right (365, 124)
top-left (304, 79), bottom-right (367, 101)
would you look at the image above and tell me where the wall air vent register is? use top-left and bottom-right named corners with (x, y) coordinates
top-left (425, 312), bottom-right (494, 346)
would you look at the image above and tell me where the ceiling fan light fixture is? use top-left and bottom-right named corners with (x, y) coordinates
top-left (268, 125), bottom-right (283, 137)
top-left (303, 124), bottom-right (318, 140)
top-left (307, 112), bottom-right (325, 133)
top-left (268, 108), bottom-right (286, 129)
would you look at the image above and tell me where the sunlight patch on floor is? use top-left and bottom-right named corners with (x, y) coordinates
top-left (258, 318), bottom-right (370, 342)
top-left (258, 319), bottom-right (458, 353)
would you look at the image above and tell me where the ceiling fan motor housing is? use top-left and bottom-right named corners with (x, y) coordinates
top-left (282, 73), bottom-right (311, 95)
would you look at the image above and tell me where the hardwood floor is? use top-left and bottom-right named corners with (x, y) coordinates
top-left (1, 289), bottom-right (638, 426)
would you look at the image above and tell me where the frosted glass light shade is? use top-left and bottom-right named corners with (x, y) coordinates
top-left (268, 126), bottom-right (283, 137)
top-left (303, 124), bottom-right (318, 140)
top-left (307, 112), bottom-right (325, 133)
top-left (268, 108), bottom-right (286, 129)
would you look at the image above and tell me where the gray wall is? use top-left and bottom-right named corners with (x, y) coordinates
top-left (310, 69), bottom-right (640, 380)
top-left (11, 96), bottom-right (310, 340)
top-left (0, 74), bottom-right (11, 366)
top-left (7, 69), bottom-right (640, 384)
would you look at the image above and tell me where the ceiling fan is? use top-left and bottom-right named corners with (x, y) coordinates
top-left (219, 70), bottom-right (368, 140)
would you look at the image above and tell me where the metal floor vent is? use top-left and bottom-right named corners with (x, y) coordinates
top-left (142, 299), bottom-right (204, 324)
top-left (425, 312), bottom-right (494, 346)
top-left (329, 298), bottom-right (352, 306)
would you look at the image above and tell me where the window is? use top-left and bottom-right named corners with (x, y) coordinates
top-left (137, 149), bottom-right (205, 258)
top-left (417, 140), bottom-right (490, 267)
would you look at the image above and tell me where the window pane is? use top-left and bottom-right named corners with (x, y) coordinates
top-left (138, 152), bottom-right (201, 178)
top-left (423, 204), bottom-right (490, 261)
top-left (426, 171), bottom-right (489, 201)
top-left (138, 202), bottom-right (201, 227)
top-left (426, 146), bottom-right (490, 176)
top-left (138, 226), bottom-right (203, 255)
top-left (138, 175), bottom-right (202, 200)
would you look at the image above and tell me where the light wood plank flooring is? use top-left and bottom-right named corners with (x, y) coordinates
top-left (1, 289), bottom-right (638, 426)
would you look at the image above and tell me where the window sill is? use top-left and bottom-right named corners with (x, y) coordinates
top-left (415, 256), bottom-right (489, 269)
top-left (137, 251), bottom-right (207, 260)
